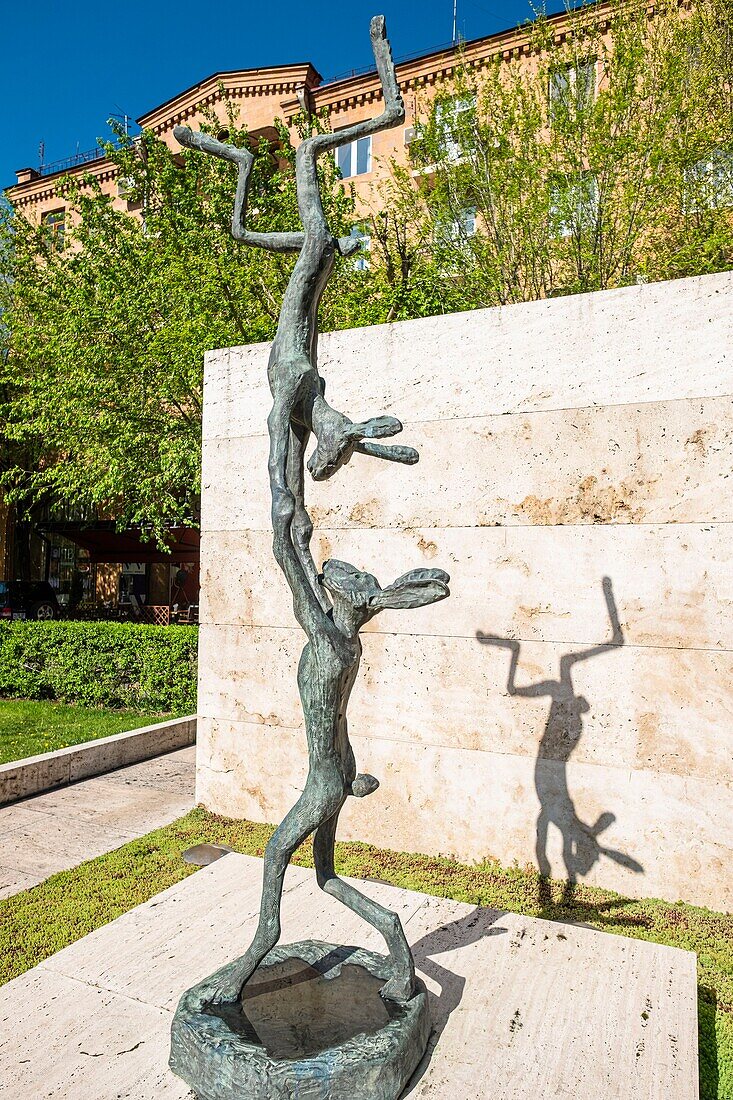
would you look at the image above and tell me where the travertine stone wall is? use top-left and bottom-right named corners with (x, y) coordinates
top-left (197, 271), bottom-right (733, 911)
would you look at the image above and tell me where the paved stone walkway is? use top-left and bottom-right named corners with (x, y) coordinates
top-left (0, 853), bottom-right (699, 1099)
top-left (0, 746), bottom-right (196, 900)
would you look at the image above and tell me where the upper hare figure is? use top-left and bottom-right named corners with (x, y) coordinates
top-left (174, 16), bottom-right (414, 486)
top-left (175, 17), bottom-right (414, 605)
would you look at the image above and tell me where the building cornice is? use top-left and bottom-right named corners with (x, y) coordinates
top-left (136, 63), bottom-right (322, 134)
top-left (7, 156), bottom-right (118, 209)
top-left (315, 0), bottom-right (618, 113)
top-left (8, 0), bottom-right (665, 204)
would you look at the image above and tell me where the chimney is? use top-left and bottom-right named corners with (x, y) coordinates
top-left (15, 167), bottom-right (41, 185)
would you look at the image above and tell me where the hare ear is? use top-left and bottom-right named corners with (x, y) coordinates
top-left (590, 812), bottom-right (615, 837)
top-left (345, 415), bottom-right (403, 441)
top-left (372, 568), bottom-right (450, 611)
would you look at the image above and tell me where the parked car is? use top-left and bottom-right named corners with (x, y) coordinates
top-left (0, 581), bottom-right (60, 621)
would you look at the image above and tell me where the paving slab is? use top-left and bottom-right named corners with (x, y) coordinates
top-left (16, 778), bottom-right (191, 835)
top-left (0, 852), bottom-right (698, 1099)
top-left (0, 746), bottom-right (195, 900)
top-left (100, 746), bottom-right (197, 793)
top-left (0, 814), bottom-right (135, 880)
top-left (0, 865), bottom-right (38, 900)
top-left (0, 968), bottom-right (183, 1099)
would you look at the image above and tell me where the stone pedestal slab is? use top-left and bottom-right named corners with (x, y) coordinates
top-left (170, 941), bottom-right (430, 1099)
top-left (0, 853), bottom-right (698, 1099)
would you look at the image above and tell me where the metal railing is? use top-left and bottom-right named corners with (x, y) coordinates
top-left (38, 145), bottom-right (110, 178)
top-left (325, 37), bottom-right (462, 84)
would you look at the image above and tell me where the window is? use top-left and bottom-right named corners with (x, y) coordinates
top-left (119, 563), bottom-right (148, 607)
top-left (42, 209), bottom-right (65, 251)
top-left (683, 148), bottom-right (733, 211)
top-left (46, 539), bottom-right (95, 607)
top-left (549, 61), bottom-right (596, 123)
top-left (117, 176), bottom-right (135, 200)
top-left (349, 223), bottom-right (371, 271)
top-left (336, 136), bottom-right (371, 178)
top-left (435, 96), bottom-right (476, 163)
top-left (549, 173), bottom-right (598, 238)
top-left (443, 206), bottom-right (476, 247)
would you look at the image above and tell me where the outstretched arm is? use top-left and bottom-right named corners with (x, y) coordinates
top-left (173, 127), bottom-right (305, 252)
top-left (302, 16), bottom-right (405, 157)
top-left (565, 576), bottom-right (625, 668)
top-left (476, 634), bottom-right (554, 698)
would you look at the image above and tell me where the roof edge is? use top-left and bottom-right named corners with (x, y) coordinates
top-left (318, 0), bottom-right (615, 99)
top-left (136, 62), bottom-right (323, 127)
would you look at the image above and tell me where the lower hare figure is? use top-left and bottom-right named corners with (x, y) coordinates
top-left (204, 555), bottom-right (449, 1008)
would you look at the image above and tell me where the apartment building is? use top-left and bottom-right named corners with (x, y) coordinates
top-left (8, 5), bottom-right (611, 228)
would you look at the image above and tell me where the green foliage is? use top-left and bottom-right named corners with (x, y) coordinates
top-left (0, 108), bottom-right (354, 537)
top-left (0, 807), bottom-right (730, 1097)
top-left (0, 698), bottom-right (173, 764)
top-left (385, 0), bottom-right (733, 303)
top-left (324, 168), bottom-right (466, 325)
top-left (0, 621), bottom-right (197, 712)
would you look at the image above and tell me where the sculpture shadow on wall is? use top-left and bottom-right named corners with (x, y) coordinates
top-left (477, 576), bottom-right (643, 912)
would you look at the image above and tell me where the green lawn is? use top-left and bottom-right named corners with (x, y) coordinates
top-left (0, 699), bottom-right (173, 765)
top-left (0, 808), bottom-right (729, 1098)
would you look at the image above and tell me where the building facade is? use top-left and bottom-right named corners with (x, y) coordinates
top-left (8, 5), bottom-right (611, 229)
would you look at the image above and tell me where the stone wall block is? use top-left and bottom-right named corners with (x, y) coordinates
top-left (198, 271), bottom-right (733, 909)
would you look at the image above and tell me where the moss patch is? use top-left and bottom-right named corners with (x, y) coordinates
top-left (1, 808), bottom-right (730, 1098)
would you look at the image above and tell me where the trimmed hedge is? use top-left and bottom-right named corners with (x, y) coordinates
top-left (0, 621), bottom-right (197, 713)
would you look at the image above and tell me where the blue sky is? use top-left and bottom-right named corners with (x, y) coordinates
top-left (2, 0), bottom-right (569, 190)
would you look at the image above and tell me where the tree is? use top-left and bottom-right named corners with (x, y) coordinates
top-left (381, 0), bottom-right (733, 303)
top-left (0, 108), bottom-right (355, 539)
top-left (0, 198), bottom-right (49, 578)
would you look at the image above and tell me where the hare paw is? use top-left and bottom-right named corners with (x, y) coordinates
top-left (350, 773), bottom-right (380, 798)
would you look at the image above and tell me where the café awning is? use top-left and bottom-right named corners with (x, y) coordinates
top-left (37, 521), bottom-right (200, 564)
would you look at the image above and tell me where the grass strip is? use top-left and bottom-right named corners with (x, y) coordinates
top-left (0, 698), bottom-right (175, 765)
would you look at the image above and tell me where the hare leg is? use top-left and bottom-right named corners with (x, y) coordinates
top-left (268, 398), bottom-right (296, 546)
top-left (287, 423), bottom-right (330, 612)
top-left (313, 811), bottom-right (416, 1003)
top-left (204, 782), bottom-right (341, 1006)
